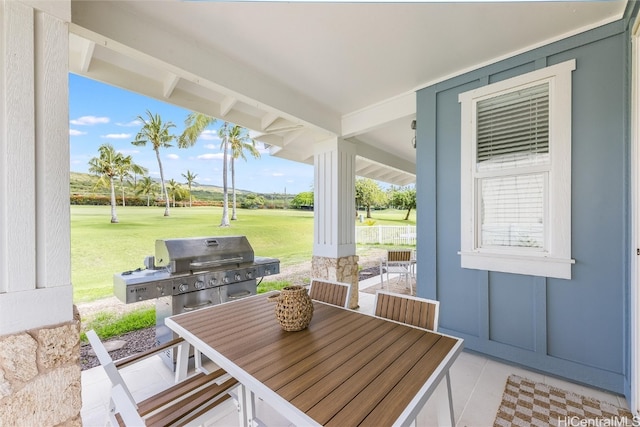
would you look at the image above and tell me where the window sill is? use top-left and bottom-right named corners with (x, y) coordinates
top-left (459, 251), bottom-right (575, 280)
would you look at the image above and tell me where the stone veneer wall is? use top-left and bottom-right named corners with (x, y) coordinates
top-left (311, 255), bottom-right (360, 309)
top-left (0, 308), bottom-right (81, 426)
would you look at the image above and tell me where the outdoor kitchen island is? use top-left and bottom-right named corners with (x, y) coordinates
top-left (113, 235), bottom-right (280, 368)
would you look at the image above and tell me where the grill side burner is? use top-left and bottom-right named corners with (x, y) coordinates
top-left (113, 235), bottom-right (280, 368)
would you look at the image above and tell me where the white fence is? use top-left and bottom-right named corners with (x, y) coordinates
top-left (355, 225), bottom-right (416, 246)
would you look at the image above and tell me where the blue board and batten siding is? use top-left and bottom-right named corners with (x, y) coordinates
top-left (416, 19), bottom-right (633, 395)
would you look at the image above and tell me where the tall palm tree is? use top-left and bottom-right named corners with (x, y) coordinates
top-left (178, 112), bottom-right (230, 225)
top-left (115, 155), bottom-right (147, 207)
top-left (131, 110), bottom-right (176, 216)
top-left (136, 176), bottom-right (157, 207)
top-left (88, 143), bottom-right (123, 223)
top-left (228, 125), bottom-right (260, 220)
top-left (217, 122), bottom-right (231, 227)
top-left (181, 170), bottom-right (198, 207)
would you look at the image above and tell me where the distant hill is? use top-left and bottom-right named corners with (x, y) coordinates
top-left (70, 171), bottom-right (277, 201)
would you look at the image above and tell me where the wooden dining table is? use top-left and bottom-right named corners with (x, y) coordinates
top-left (165, 292), bottom-right (464, 427)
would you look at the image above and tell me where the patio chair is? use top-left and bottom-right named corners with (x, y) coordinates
top-left (380, 249), bottom-right (415, 294)
top-left (86, 330), bottom-right (239, 426)
top-left (308, 278), bottom-right (351, 308)
top-left (373, 290), bottom-right (453, 422)
top-left (373, 290), bottom-right (439, 331)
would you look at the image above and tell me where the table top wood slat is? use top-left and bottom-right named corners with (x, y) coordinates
top-left (360, 335), bottom-right (458, 426)
top-left (248, 307), bottom-right (381, 383)
top-left (232, 304), bottom-right (360, 370)
top-left (166, 292), bottom-right (463, 427)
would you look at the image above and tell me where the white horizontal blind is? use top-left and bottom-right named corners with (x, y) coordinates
top-left (479, 174), bottom-right (545, 248)
top-left (476, 82), bottom-right (550, 250)
top-left (476, 83), bottom-right (549, 165)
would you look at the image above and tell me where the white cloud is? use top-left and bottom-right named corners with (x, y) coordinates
top-left (167, 154), bottom-right (180, 160)
top-left (69, 129), bottom-right (87, 136)
top-left (70, 116), bottom-right (110, 126)
top-left (101, 133), bottom-right (131, 139)
top-left (198, 153), bottom-right (224, 160)
top-left (203, 144), bottom-right (218, 150)
top-left (272, 172), bottom-right (285, 177)
top-left (116, 119), bottom-right (142, 127)
top-left (200, 130), bottom-right (220, 141)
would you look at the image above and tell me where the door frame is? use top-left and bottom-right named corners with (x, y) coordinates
top-left (630, 15), bottom-right (640, 416)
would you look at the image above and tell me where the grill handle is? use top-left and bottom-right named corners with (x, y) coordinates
top-left (190, 257), bottom-right (244, 269)
top-left (228, 290), bottom-right (252, 300)
top-left (183, 300), bottom-right (213, 311)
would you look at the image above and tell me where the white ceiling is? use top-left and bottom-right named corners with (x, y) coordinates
top-left (68, 0), bottom-right (627, 186)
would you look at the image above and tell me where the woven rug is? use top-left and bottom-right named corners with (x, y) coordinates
top-left (494, 375), bottom-right (634, 427)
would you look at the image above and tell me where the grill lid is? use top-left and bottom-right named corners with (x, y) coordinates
top-left (155, 235), bottom-right (254, 274)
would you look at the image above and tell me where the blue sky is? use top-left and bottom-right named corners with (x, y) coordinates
top-left (69, 74), bottom-right (314, 195)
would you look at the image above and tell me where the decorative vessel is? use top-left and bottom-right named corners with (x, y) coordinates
top-left (268, 285), bottom-right (314, 331)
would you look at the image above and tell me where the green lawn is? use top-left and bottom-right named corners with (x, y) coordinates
top-left (71, 205), bottom-right (415, 302)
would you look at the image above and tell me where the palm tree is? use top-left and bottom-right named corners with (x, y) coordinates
top-left (217, 122), bottom-right (231, 227)
top-left (115, 155), bottom-right (147, 207)
top-left (131, 110), bottom-right (176, 216)
top-left (178, 112), bottom-right (230, 225)
top-left (228, 125), bottom-right (260, 220)
top-left (136, 176), bottom-right (157, 207)
top-left (88, 143), bottom-right (123, 223)
top-left (167, 179), bottom-right (182, 207)
top-left (181, 170), bottom-right (198, 207)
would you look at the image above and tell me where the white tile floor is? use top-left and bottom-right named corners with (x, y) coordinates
top-left (81, 276), bottom-right (630, 427)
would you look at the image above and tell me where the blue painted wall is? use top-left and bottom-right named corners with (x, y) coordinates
top-left (416, 20), bottom-right (630, 394)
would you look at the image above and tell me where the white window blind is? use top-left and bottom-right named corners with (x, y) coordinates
top-left (476, 83), bottom-right (550, 169)
top-left (475, 83), bottom-right (550, 250)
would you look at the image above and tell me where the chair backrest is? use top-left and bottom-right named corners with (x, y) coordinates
top-left (374, 290), bottom-right (440, 331)
top-left (387, 250), bottom-right (412, 263)
top-left (86, 329), bottom-right (136, 404)
top-left (309, 278), bottom-right (351, 308)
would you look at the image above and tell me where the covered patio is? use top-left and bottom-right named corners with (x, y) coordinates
top-left (1, 0), bottom-right (639, 425)
top-left (80, 284), bottom-right (630, 426)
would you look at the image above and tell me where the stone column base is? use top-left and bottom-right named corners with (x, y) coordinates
top-left (311, 255), bottom-right (360, 309)
top-left (0, 316), bottom-right (82, 426)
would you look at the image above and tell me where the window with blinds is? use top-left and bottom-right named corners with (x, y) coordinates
top-left (475, 83), bottom-right (550, 250)
top-left (458, 59), bottom-right (575, 279)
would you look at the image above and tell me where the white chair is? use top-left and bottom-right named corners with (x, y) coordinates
top-left (308, 278), bottom-right (351, 308)
top-left (86, 329), bottom-right (238, 426)
top-left (380, 249), bottom-right (414, 294)
top-left (373, 290), bottom-right (453, 425)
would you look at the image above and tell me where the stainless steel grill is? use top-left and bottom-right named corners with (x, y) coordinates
top-left (113, 235), bottom-right (279, 367)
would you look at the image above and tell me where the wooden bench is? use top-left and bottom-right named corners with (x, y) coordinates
top-left (87, 330), bottom-right (239, 426)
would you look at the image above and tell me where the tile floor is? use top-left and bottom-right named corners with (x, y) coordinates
top-left (81, 276), bottom-right (630, 427)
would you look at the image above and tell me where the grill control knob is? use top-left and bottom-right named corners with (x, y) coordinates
top-left (223, 277), bottom-right (229, 284)
top-left (179, 283), bottom-right (189, 293)
top-left (209, 278), bottom-right (218, 286)
top-left (246, 271), bottom-right (253, 279)
top-left (234, 273), bottom-right (241, 282)
top-left (195, 280), bottom-right (204, 290)
top-left (157, 285), bottom-right (164, 296)
top-left (265, 269), bottom-right (271, 275)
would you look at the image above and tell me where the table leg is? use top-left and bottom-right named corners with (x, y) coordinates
top-left (435, 371), bottom-right (455, 426)
top-left (238, 384), bottom-right (257, 427)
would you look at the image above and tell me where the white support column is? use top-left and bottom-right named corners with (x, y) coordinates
top-left (312, 137), bottom-right (360, 308)
top-left (313, 137), bottom-right (356, 258)
top-left (0, 0), bottom-right (72, 335)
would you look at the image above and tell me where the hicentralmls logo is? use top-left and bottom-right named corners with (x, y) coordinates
top-left (557, 415), bottom-right (640, 427)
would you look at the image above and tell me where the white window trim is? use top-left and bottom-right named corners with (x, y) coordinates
top-left (459, 59), bottom-right (576, 280)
